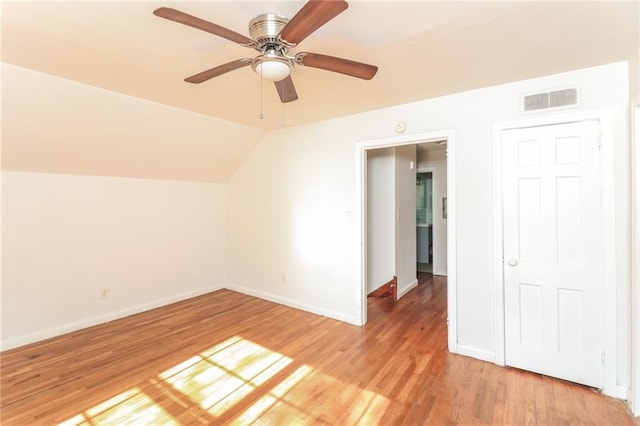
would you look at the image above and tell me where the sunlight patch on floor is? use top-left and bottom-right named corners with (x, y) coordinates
top-left (231, 365), bottom-right (313, 425)
top-left (344, 389), bottom-right (391, 425)
top-left (57, 336), bottom-right (388, 425)
top-left (57, 387), bottom-right (177, 426)
top-left (160, 337), bottom-right (293, 416)
top-left (234, 365), bottom-right (391, 425)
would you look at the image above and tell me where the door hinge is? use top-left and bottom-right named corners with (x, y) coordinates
top-left (601, 349), bottom-right (606, 365)
top-left (597, 130), bottom-right (602, 148)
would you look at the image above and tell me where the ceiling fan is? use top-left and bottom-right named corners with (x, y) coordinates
top-left (153, 0), bottom-right (378, 103)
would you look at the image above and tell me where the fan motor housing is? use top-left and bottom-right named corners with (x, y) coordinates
top-left (249, 13), bottom-right (289, 50)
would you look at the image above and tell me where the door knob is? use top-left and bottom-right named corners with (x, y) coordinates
top-left (508, 259), bottom-right (518, 267)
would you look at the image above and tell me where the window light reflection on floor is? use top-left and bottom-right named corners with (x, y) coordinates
top-left (58, 387), bottom-right (177, 426)
top-left (231, 365), bottom-right (313, 424)
top-left (233, 365), bottom-right (390, 425)
top-left (57, 336), bottom-right (389, 425)
top-left (159, 337), bottom-right (293, 416)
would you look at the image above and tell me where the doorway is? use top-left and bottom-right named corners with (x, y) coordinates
top-left (356, 129), bottom-right (457, 351)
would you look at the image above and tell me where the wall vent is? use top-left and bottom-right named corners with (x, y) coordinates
top-left (522, 87), bottom-right (579, 113)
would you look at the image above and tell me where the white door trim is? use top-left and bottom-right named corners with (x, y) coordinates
top-left (631, 101), bottom-right (640, 415)
top-left (492, 109), bottom-right (618, 397)
top-left (355, 129), bottom-right (458, 353)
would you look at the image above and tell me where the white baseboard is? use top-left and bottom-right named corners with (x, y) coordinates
top-left (225, 284), bottom-right (360, 326)
top-left (611, 385), bottom-right (630, 401)
top-left (1, 284), bottom-right (224, 351)
top-left (599, 385), bottom-right (628, 401)
top-left (453, 343), bottom-right (496, 363)
top-left (397, 279), bottom-right (418, 300)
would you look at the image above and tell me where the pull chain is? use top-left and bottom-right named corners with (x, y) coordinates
top-left (259, 68), bottom-right (264, 120)
top-left (281, 101), bottom-right (286, 127)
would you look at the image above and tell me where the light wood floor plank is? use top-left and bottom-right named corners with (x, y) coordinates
top-left (1, 275), bottom-right (637, 425)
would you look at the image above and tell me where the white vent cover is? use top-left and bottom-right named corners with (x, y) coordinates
top-left (522, 87), bottom-right (579, 112)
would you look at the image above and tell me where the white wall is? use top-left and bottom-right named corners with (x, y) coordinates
top-left (394, 145), bottom-right (417, 296)
top-left (0, 63), bottom-right (262, 350)
top-left (1, 171), bottom-right (227, 350)
top-left (226, 122), bottom-right (362, 324)
top-left (366, 148), bottom-right (395, 293)
top-left (227, 61), bottom-right (631, 389)
top-left (366, 144), bottom-right (417, 297)
top-left (417, 148), bottom-right (448, 276)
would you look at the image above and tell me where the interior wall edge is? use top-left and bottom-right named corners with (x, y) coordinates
top-left (397, 278), bottom-right (418, 300)
top-left (0, 168), bottom-right (228, 185)
top-left (225, 284), bottom-right (361, 327)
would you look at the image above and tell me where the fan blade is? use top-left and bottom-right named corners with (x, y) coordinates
top-left (297, 53), bottom-right (378, 80)
top-left (154, 7), bottom-right (254, 46)
top-left (185, 59), bottom-right (251, 84)
top-left (274, 76), bottom-right (299, 103)
top-left (278, 0), bottom-right (348, 45)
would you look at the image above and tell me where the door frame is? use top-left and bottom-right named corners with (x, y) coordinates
top-left (631, 101), bottom-right (640, 415)
top-left (355, 129), bottom-right (457, 352)
top-left (492, 109), bottom-right (619, 397)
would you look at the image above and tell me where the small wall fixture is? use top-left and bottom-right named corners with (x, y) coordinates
top-left (394, 121), bottom-right (407, 134)
top-left (442, 197), bottom-right (447, 219)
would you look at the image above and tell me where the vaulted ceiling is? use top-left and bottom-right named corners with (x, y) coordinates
top-left (3, 1), bottom-right (639, 131)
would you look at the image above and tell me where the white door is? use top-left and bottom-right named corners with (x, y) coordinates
top-left (502, 119), bottom-right (604, 388)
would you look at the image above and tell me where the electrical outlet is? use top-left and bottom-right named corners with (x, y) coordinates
top-left (281, 275), bottom-right (286, 285)
top-left (100, 288), bottom-right (110, 299)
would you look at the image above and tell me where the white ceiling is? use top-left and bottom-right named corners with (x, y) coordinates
top-left (2, 1), bottom-right (639, 130)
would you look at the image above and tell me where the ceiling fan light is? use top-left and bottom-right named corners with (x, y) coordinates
top-left (255, 59), bottom-right (291, 81)
top-left (252, 51), bottom-right (293, 82)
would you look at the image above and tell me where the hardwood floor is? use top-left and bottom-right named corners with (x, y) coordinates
top-left (1, 274), bottom-right (636, 425)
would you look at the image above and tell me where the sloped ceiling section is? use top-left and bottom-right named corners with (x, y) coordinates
top-left (1, 1), bottom-right (638, 181)
top-left (2, 1), bottom-right (639, 130)
top-left (2, 64), bottom-right (266, 183)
